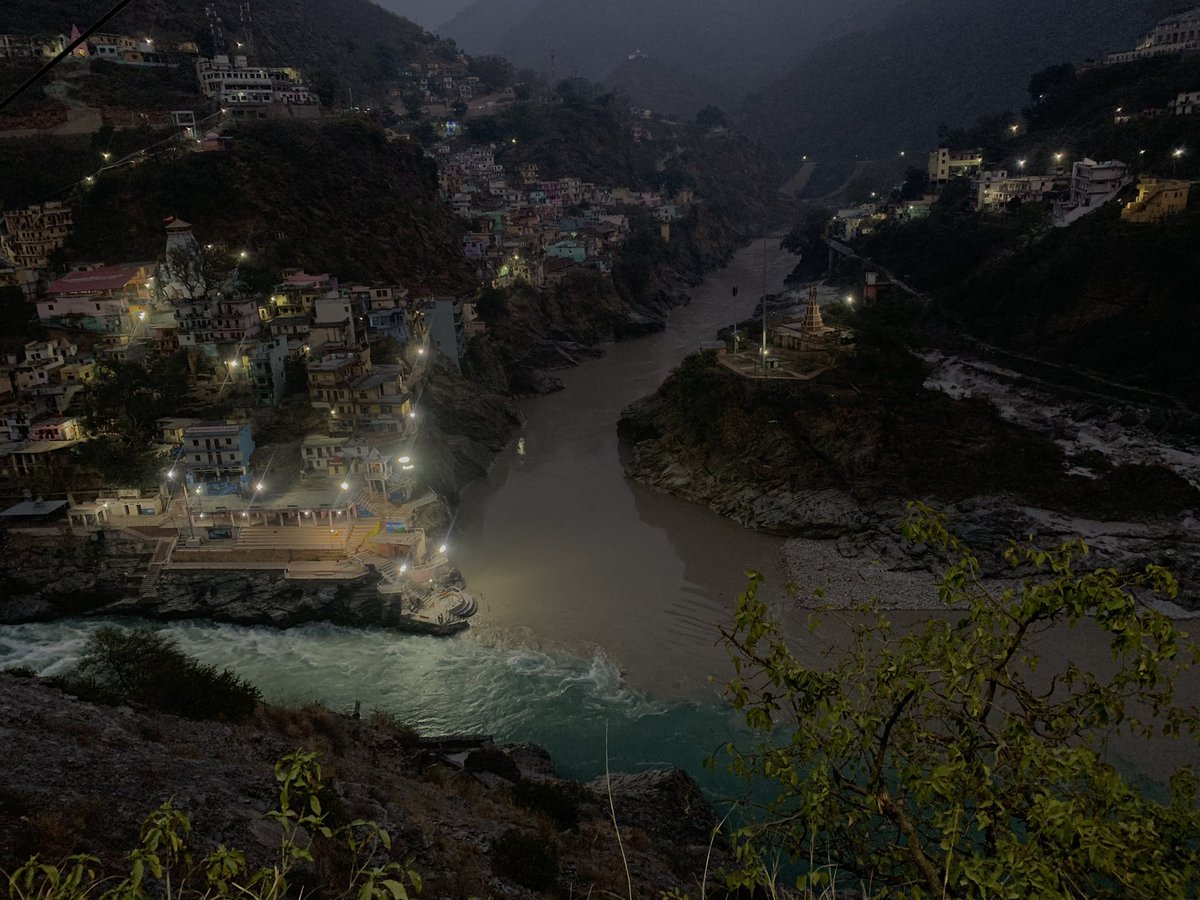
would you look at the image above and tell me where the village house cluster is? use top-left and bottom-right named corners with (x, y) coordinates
top-left (0, 210), bottom-right (471, 547)
top-left (431, 142), bottom-right (691, 289)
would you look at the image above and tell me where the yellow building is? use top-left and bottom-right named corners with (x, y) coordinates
top-left (1121, 178), bottom-right (1191, 223)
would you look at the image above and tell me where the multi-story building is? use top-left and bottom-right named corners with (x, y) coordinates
top-left (250, 337), bottom-right (289, 407)
top-left (972, 172), bottom-right (1060, 211)
top-left (37, 263), bottom-right (155, 333)
top-left (270, 271), bottom-right (338, 316)
top-left (180, 421), bottom-right (255, 496)
top-left (211, 296), bottom-right (260, 343)
top-left (426, 297), bottom-right (467, 370)
top-left (928, 149), bottom-right (984, 185)
top-left (307, 349), bottom-right (372, 414)
top-left (311, 295), bottom-right (359, 347)
top-left (196, 55), bottom-right (317, 106)
top-left (1106, 7), bottom-right (1200, 63)
top-left (2, 202), bottom-right (73, 273)
top-left (1121, 178), bottom-right (1191, 223)
top-left (301, 434), bottom-right (395, 498)
top-left (1070, 159), bottom-right (1130, 209)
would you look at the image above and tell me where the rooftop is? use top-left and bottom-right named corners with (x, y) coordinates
top-left (46, 264), bottom-right (150, 296)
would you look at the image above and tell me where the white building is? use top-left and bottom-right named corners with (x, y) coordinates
top-left (1106, 7), bottom-right (1200, 63)
top-left (196, 55), bottom-right (317, 106)
top-left (972, 171), bottom-right (1060, 211)
top-left (928, 148), bottom-right (984, 185)
top-left (1070, 159), bottom-right (1130, 208)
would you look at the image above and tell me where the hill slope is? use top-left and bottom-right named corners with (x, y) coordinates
top-left (1, 0), bottom-right (450, 105)
top-left (52, 118), bottom-right (471, 288)
top-left (740, 0), bottom-right (1152, 169)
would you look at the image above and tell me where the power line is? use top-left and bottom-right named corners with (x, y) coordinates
top-left (0, 0), bottom-right (142, 113)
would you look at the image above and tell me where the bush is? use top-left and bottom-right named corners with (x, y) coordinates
top-left (62, 626), bottom-right (260, 720)
top-left (1, 666), bottom-right (37, 679)
top-left (491, 828), bottom-right (559, 891)
top-left (511, 780), bottom-right (582, 831)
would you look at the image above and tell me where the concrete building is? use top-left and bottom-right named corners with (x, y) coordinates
top-left (928, 148), bottom-right (985, 185)
top-left (180, 421), bottom-right (255, 496)
top-left (1106, 7), bottom-right (1200, 63)
top-left (972, 171), bottom-right (1059, 211)
top-left (1170, 90), bottom-right (1200, 115)
top-left (1121, 178), bottom-right (1191, 222)
top-left (38, 263), bottom-right (155, 333)
top-left (426, 297), bottom-right (466, 370)
top-left (196, 55), bottom-right (317, 107)
top-left (1070, 159), bottom-right (1130, 208)
top-left (2, 202), bottom-right (73, 281)
top-left (250, 337), bottom-right (289, 406)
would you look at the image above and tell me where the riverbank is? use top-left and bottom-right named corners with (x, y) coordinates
top-left (0, 672), bottom-right (722, 896)
top-left (619, 338), bottom-right (1200, 611)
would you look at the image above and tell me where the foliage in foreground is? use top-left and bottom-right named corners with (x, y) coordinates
top-left (53, 627), bottom-right (260, 721)
top-left (4, 751), bottom-right (420, 900)
top-left (721, 504), bottom-right (1200, 898)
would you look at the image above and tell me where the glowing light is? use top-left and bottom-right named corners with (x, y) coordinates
top-left (402, 464), bottom-right (414, 471)
top-left (256, 482), bottom-right (265, 492)
top-left (1174, 148), bottom-right (1186, 158)
top-left (438, 544), bottom-right (447, 554)
top-left (195, 487), bottom-right (202, 495)
top-left (238, 250), bottom-right (248, 260)
top-left (398, 456), bottom-right (411, 464)
top-left (101, 152), bottom-right (111, 160)
top-left (408, 411), bottom-right (416, 419)
top-left (167, 470), bottom-right (176, 480)
top-left (340, 481), bottom-right (350, 491)
top-left (399, 564), bottom-right (408, 573)
top-left (228, 359), bottom-right (238, 368)
top-left (417, 348), bottom-right (425, 355)
top-left (138, 311), bottom-right (146, 320)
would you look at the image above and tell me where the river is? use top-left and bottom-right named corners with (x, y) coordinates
top-left (0, 238), bottom-right (799, 788)
top-left (2, 238), bottom-right (1197, 790)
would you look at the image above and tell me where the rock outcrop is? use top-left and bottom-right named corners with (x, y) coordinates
top-left (0, 675), bottom-right (722, 898)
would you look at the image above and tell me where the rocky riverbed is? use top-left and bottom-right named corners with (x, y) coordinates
top-left (0, 673), bottom-right (722, 897)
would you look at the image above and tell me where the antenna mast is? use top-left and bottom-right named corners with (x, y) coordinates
top-left (205, 4), bottom-right (226, 55)
top-left (239, 1), bottom-right (255, 59)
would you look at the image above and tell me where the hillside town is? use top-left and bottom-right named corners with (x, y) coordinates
top-left (0, 12), bottom-right (703, 633)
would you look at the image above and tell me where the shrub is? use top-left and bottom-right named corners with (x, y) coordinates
top-left (64, 626), bottom-right (260, 720)
top-left (1, 666), bottom-right (36, 679)
top-left (491, 828), bottom-right (559, 891)
top-left (2, 751), bottom-right (422, 899)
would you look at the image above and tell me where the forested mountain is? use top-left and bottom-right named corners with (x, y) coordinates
top-left (740, 0), bottom-right (1155, 170)
top-left (439, 0), bottom-right (898, 112)
top-left (1, 0), bottom-right (452, 106)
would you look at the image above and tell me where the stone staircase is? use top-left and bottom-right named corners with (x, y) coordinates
top-left (139, 536), bottom-right (177, 598)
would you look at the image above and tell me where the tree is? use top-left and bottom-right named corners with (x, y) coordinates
top-left (695, 105), bottom-right (728, 131)
top-left (721, 505), bottom-right (1200, 898)
top-left (899, 166), bottom-right (930, 201)
top-left (451, 100), bottom-right (469, 119)
top-left (1028, 62), bottom-right (1076, 103)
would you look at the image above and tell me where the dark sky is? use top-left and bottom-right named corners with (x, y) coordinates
top-left (370, 0), bottom-right (478, 30)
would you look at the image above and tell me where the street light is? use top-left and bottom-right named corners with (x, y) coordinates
top-left (438, 544), bottom-right (447, 555)
top-left (341, 481), bottom-right (350, 491)
top-left (256, 482), bottom-right (265, 492)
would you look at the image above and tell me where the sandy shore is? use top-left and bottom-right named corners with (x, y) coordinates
top-left (782, 538), bottom-right (945, 610)
top-left (782, 537), bottom-right (1199, 620)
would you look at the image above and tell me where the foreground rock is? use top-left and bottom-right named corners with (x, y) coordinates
top-left (0, 675), bottom-right (723, 897)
